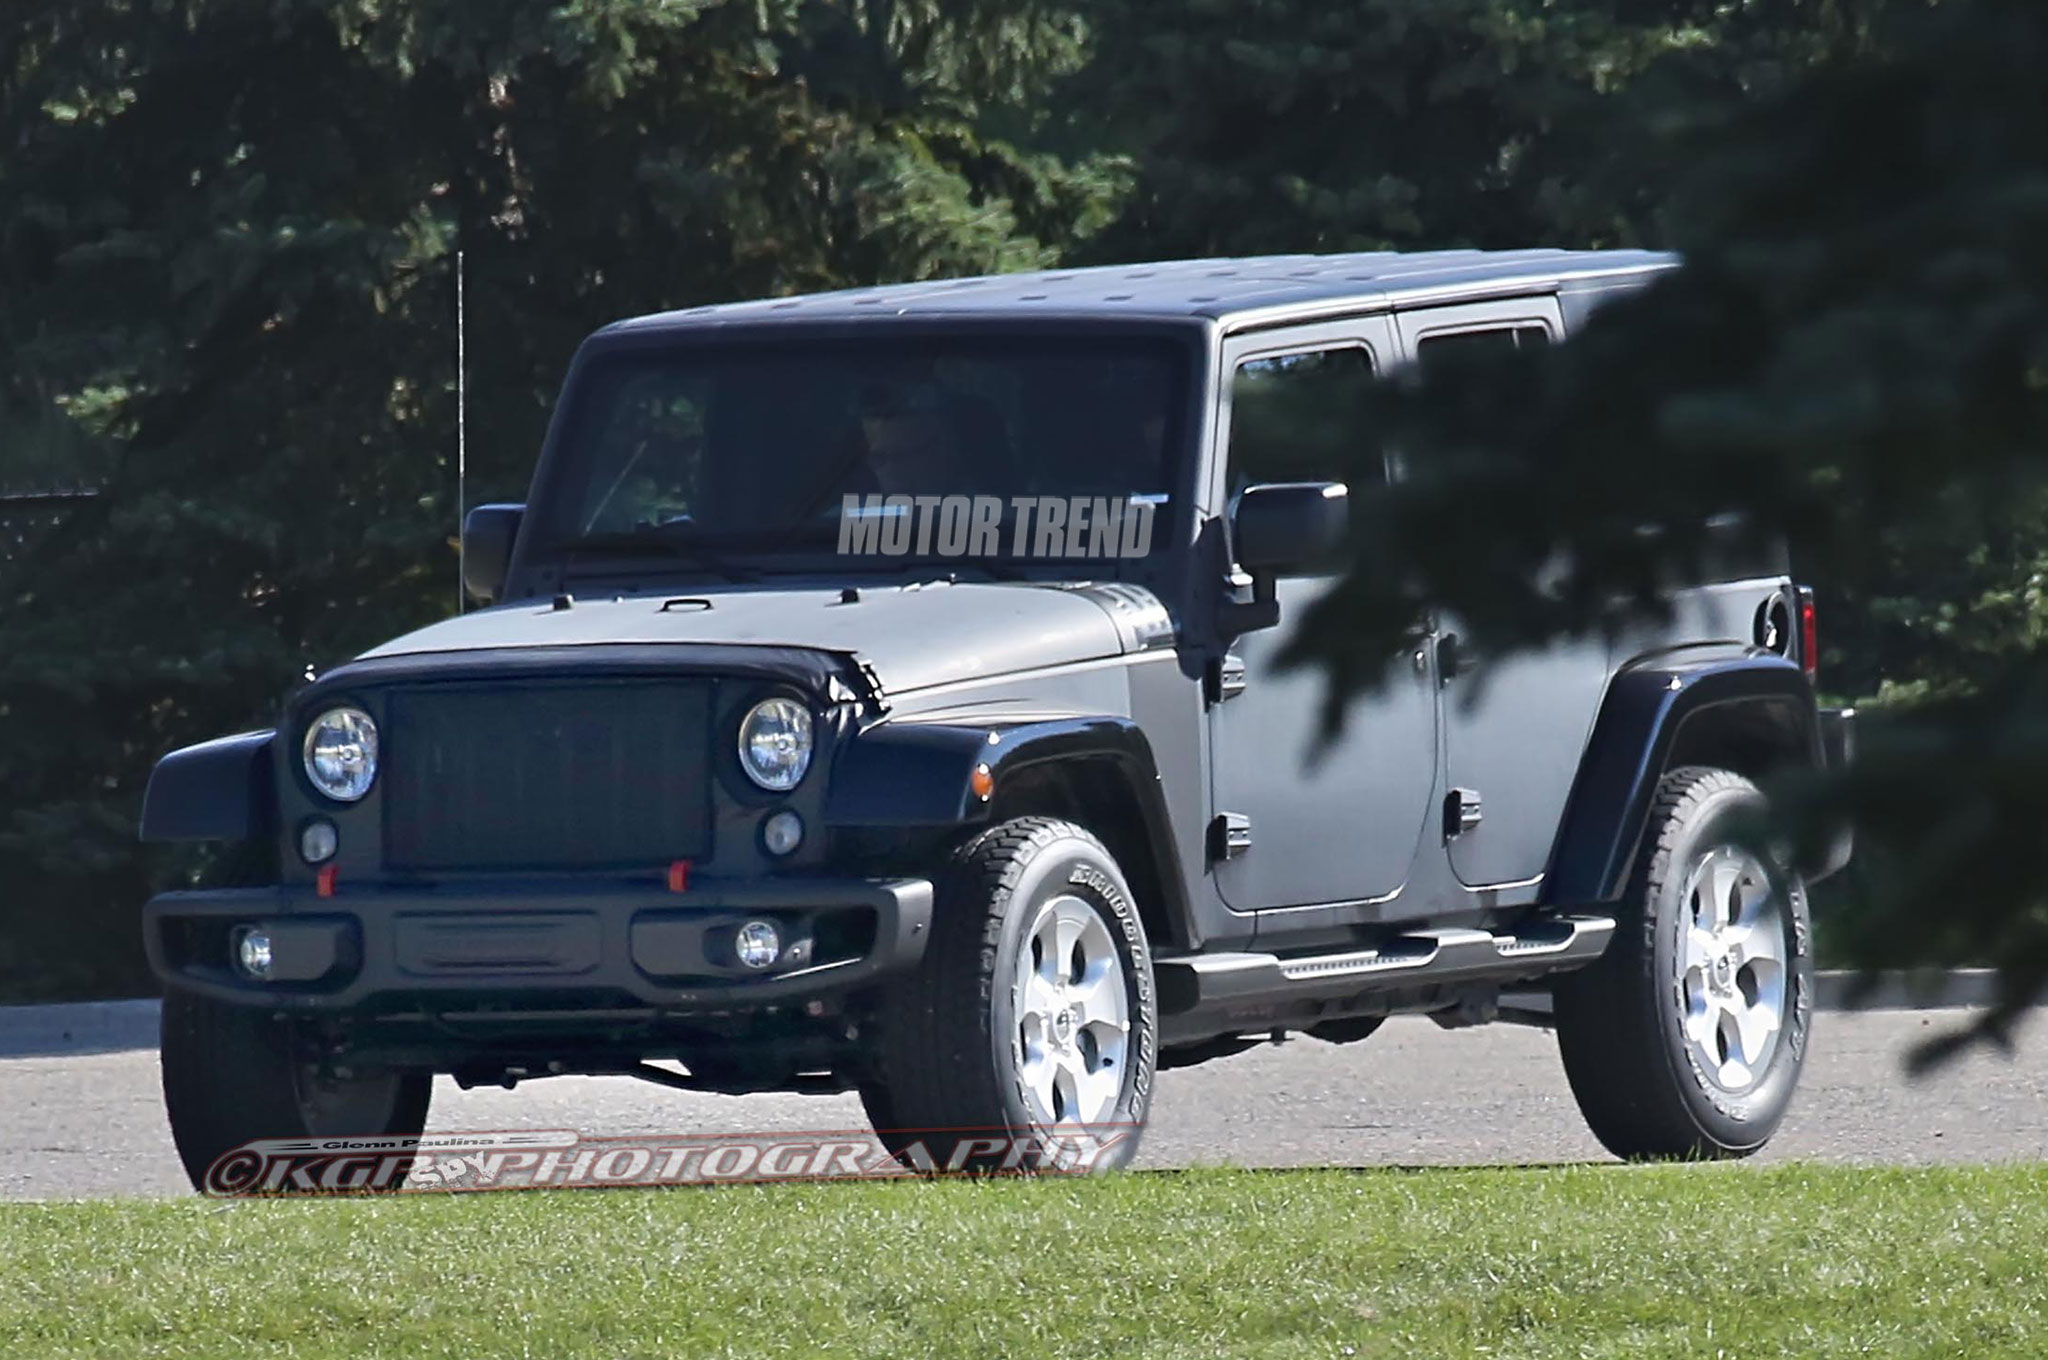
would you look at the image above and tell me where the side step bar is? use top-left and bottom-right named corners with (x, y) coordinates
top-left (1158, 915), bottom-right (1616, 1015)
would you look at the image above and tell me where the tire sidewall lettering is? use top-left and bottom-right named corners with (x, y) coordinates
top-left (1065, 861), bottom-right (1156, 1120)
top-left (989, 839), bottom-right (1157, 1148)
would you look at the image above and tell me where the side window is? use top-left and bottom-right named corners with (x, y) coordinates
top-left (1414, 325), bottom-right (1550, 371)
top-left (1225, 346), bottom-right (1380, 494)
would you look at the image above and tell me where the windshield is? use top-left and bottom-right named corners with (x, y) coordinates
top-left (534, 334), bottom-right (1188, 571)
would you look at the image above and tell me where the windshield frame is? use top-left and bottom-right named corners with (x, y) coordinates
top-left (508, 316), bottom-right (1213, 598)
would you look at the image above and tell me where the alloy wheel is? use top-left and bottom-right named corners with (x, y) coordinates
top-left (1012, 893), bottom-right (1132, 1126)
top-left (1674, 845), bottom-right (1790, 1092)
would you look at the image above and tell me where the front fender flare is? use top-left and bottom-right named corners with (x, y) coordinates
top-left (138, 730), bottom-right (276, 844)
top-left (823, 714), bottom-right (1191, 932)
top-left (824, 715), bottom-right (1163, 830)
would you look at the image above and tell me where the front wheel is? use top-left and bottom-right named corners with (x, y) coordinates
top-left (867, 816), bottom-right (1158, 1173)
top-left (161, 989), bottom-right (432, 1193)
top-left (1554, 766), bottom-right (1813, 1160)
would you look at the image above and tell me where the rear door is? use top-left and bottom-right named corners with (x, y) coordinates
top-left (1392, 298), bottom-right (1614, 890)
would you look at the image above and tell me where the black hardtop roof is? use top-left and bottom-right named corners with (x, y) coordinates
top-left (602, 248), bottom-right (1677, 336)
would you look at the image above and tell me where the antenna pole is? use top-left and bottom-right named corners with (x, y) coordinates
top-left (456, 247), bottom-right (468, 614)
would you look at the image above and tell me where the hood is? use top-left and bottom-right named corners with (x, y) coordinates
top-left (358, 580), bottom-right (1174, 694)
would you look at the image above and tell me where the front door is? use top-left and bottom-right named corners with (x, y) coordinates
top-left (1393, 299), bottom-right (1614, 889)
top-left (1207, 322), bottom-right (1439, 912)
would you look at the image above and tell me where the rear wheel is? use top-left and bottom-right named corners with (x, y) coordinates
top-left (161, 988), bottom-right (431, 1193)
top-left (867, 816), bottom-right (1157, 1172)
top-left (1554, 766), bottom-right (1813, 1160)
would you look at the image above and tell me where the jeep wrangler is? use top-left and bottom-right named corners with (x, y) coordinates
top-left (140, 249), bottom-right (1852, 1187)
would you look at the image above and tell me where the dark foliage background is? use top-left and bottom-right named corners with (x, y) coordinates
top-left (1, 0), bottom-right (2031, 1024)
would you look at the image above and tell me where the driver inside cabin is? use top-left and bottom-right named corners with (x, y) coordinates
top-left (843, 374), bottom-right (1006, 500)
top-left (572, 350), bottom-right (1179, 544)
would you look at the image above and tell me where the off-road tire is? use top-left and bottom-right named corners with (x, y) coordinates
top-left (1554, 766), bottom-right (1814, 1160)
top-left (161, 988), bottom-right (432, 1193)
top-left (867, 816), bottom-right (1158, 1173)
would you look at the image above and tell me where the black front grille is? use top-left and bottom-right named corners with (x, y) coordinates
top-left (383, 681), bottom-right (712, 872)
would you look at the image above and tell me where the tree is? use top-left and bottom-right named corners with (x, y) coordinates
top-left (4, 0), bottom-right (2031, 1016)
top-left (1279, 0), bottom-right (2048, 1056)
top-left (1072, 0), bottom-right (1902, 260)
top-left (0, 0), bottom-right (1114, 1000)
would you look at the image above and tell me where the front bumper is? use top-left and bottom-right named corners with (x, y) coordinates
top-left (144, 875), bottom-right (933, 1013)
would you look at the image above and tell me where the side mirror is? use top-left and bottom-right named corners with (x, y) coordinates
top-left (1232, 481), bottom-right (1348, 574)
top-left (461, 503), bottom-right (524, 604)
top-left (1219, 481), bottom-right (1348, 635)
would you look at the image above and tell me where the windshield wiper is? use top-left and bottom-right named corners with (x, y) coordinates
top-left (551, 524), bottom-right (761, 584)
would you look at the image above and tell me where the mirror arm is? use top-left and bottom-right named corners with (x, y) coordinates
top-left (1217, 565), bottom-right (1280, 636)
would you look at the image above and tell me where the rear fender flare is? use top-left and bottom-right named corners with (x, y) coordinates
top-left (1542, 651), bottom-right (1820, 906)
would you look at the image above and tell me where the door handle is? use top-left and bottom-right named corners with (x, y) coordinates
top-left (1400, 626), bottom-right (1432, 675)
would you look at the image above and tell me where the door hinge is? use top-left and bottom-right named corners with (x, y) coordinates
top-left (1204, 653), bottom-right (1248, 705)
top-left (1443, 788), bottom-right (1483, 840)
top-left (1208, 812), bottom-right (1252, 862)
top-left (1436, 632), bottom-right (1467, 687)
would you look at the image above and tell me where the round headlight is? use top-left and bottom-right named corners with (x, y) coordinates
top-left (738, 698), bottom-right (813, 792)
top-left (302, 706), bottom-right (379, 803)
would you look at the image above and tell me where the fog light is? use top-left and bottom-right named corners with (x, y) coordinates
top-left (236, 928), bottom-right (275, 981)
top-left (299, 819), bottom-right (339, 865)
top-left (761, 809), bottom-right (804, 857)
top-left (734, 920), bottom-right (781, 970)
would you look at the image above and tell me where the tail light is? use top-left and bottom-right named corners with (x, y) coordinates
top-left (1796, 586), bottom-right (1818, 680)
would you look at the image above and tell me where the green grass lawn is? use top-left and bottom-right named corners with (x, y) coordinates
top-left (3, 1164), bottom-right (2043, 1359)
